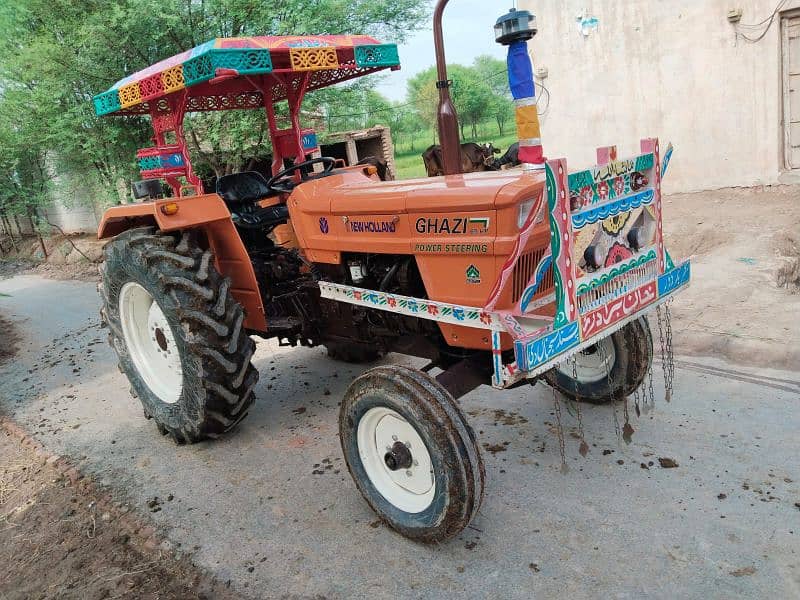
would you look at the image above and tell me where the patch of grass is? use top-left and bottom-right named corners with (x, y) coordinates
top-left (392, 125), bottom-right (520, 180)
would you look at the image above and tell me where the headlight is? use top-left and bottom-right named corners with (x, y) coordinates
top-left (517, 198), bottom-right (536, 229)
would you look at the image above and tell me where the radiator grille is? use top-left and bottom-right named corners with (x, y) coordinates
top-left (512, 248), bottom-right (554, 306)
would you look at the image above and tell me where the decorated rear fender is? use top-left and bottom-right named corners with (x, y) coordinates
top-left (97, 194), bottom-right (266, 333)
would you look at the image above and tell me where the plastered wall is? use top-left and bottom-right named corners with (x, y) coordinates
top-left (519, 0), bottom-right (799, 192)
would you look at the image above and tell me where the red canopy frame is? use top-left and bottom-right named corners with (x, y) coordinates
top-left (95, 36), bottom-right (401, 197)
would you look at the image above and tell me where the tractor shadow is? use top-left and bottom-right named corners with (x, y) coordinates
top-left (243, 341), bottom-right (413, 437)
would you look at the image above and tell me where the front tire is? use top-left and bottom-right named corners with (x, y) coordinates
top-left (544, 317), bottom-right (653, 404)
top-left (99, 227), bottom-right (258, 443)
top-left (339, 365), bottom-right (484, 543)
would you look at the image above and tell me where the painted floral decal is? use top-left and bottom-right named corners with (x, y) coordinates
top-left (596, 181), bottom-right (609, 200)
top-left (580, 186), bottom-right (594, 207)
top-left (613, 176), bottom-right (625, 197)
top-left (604, 242), bottom-right (634, 267)
top-left (631, 171), bottom-right (649, 191)
top-left (601, 211), bottom-right (631, 236)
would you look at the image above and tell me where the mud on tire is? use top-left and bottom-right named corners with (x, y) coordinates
top-left (544, 317), bottom-right (653, 404)
top-left (99, 227), bottom-right (258, 443)
top-left (339, 365), bottom-right (484, 543)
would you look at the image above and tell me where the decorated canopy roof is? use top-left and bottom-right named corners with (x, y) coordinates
top-left (93, 35), bottom-right (400, 117)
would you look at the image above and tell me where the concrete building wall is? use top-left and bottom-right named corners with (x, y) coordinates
top-left (45, 201), bottom-right (99, 234)
top-left (43, 156), bottom-right (103, 234)
top-left (519, 0), bottom-right (800, 193)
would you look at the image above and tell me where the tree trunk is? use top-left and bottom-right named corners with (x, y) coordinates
top-left (1, 215), bottom-right (18, 252)
top-left (29, 212), bottom-right (47, 259)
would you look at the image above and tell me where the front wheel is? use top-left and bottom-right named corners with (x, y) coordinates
top-left (339, 365), bottom-right (484, 543)
top-left (544, 317), bottom-right (653, 404)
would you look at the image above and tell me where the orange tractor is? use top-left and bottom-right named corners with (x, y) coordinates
top-left (93, 3), bottom-right (689, 542)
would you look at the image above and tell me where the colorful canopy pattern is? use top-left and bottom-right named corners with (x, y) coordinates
top-left (93, 35), bottom-right (400, 117)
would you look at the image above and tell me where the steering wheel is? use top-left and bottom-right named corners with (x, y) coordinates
top-left (267, 157), bottom-right (336, 194)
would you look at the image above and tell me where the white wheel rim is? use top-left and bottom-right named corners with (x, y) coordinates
top-left (356, 407), bottom-right (435, 514)
top-left (119, 282), bottom-right (183, 404)
top-left (557, 336), bottom-right (616, 384)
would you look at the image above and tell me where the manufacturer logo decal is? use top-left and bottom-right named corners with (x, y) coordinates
top-left (319, 217), bottom-right (329, 234)
top-left (466, 264), bottom-right (482, 285)
top-left (415, 216), bottom-right (490, 235)
top-left (348, 220), bottom-right (397, 233)
top-left (468, 217), bottom-right (490, 231)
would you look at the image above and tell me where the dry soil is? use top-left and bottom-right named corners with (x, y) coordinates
top-left (0, 425), bottom-right (242, 600)
top-left (663, 185), bottom-right (799, 369)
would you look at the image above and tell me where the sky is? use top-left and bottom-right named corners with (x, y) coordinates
top-left (375, 2), bottom-right (512, 102)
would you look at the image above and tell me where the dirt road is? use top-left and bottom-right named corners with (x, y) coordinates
top-left (663, 185), bottom-right (799, 369)
top-left (1, 274), bottom-right (798, 599)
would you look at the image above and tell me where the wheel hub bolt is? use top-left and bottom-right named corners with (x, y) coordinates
top-left (383, 440), bottom-right (413, 472)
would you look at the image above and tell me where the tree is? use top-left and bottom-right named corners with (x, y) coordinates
top-left (472, 55), bottom-right (514, 136)
top-left (449, 65), bottom-right (494, 139)
top-left (472, 55), bottom-right (510, 97)
top-left (406, 68), bottom-right (440, 143)
top-left (408, 56), bottom-right (513, 143)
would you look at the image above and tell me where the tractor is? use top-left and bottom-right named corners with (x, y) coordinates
top-left (92, 2), bottom-right (690, 542)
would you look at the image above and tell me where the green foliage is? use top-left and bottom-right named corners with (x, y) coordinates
top-left (0, 0), bottom-right (428, 209)
top-left (0, 0), bottom-right (521, 212)
top-left (406, 55), bottom-right (513, 143)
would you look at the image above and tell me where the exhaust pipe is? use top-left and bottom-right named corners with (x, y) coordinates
top-left (433, 0), bottom-right (463, 176)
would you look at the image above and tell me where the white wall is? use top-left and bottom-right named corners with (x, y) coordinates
top-left (519, 0), bottom-right (799, 193)
top-left (45, 201), bottom-right (99, 234)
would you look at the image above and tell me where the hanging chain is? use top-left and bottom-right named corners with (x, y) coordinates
top-left (646, 358), bottom-right (656, 414)
top-left (572, 358), bottom-right (589, 457)
top-left (656, 307), bottom-right (671, 402)
top-left (622, 330), bottom-right (640, 444)
top-left (597, 339), bottom-right (621, 441)
top-left (552, 384), bottom-right (569, 473)
top-left (664, 302), bottom-right (675, 401)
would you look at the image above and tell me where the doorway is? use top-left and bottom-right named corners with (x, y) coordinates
top-left (783, 13), bottom-right (800, 170)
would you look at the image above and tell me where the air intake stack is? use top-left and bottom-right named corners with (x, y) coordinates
top-left (495, 8), bottom-right (544, 169)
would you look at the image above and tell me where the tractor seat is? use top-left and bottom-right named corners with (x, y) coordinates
top-left (216, 171), bottom-right (273, 205)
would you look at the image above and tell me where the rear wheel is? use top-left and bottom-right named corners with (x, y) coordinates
top-left (544, 317), bottom-right (653, 404)
top-left (339, 365), bottom-right (484, 543)
top-left (99, 227), bottom-right (258, 443)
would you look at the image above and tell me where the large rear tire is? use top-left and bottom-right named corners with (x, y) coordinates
top-left (339, 365), bottom-right (484, 543)
top-left (544, 317), bottom-right (653, 404)
top-left (99, 227), bottom-right (258, 443)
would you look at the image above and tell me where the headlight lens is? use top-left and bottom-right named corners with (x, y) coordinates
top-left (517, 198), bottom-right (536, 229)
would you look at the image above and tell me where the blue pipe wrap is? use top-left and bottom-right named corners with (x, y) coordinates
top-left (507, 40), bottom-right (535, 100)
